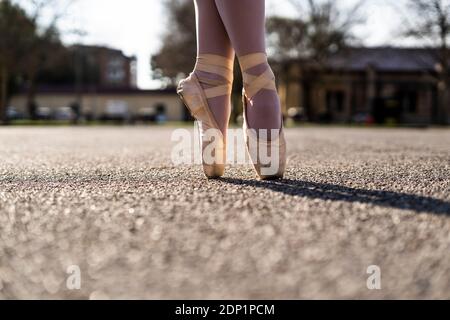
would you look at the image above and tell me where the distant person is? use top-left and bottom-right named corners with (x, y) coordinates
top-left (28, 101), bottom-right (38, 120)
top-left (177, 0), bottom-right (286, 180)
top-left (70, 102), bottom-right (81, 124)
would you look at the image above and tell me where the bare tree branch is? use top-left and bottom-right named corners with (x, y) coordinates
top-left (268, 0), bottom-right (365, 62)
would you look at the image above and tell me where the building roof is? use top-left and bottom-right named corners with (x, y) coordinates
top-left (326, 47), bottom-right (449, 72)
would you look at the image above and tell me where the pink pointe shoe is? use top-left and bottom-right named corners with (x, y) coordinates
top-left (177, 54), bottom-right (234, 179)
top-left (239, 53), bottom-right (286, 180)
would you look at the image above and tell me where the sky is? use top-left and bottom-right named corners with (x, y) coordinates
top-left (20, 0), bottom-right (414, 89)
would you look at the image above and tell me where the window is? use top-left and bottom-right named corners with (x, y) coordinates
top-left (106, 57), bottom-right (126, 84)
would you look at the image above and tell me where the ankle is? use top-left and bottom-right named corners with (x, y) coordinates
top-left (193, 70), bottom-right (229, 91)
top-left (238, 52), bottom-right (271, 75)
top-left (193, 54), bottom-right (234, 93)
top-left (238, 53), bottom-right (282, 132)
top-left (241, 61), bottom-right (271, 77)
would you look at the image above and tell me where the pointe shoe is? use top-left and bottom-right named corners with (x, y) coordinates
top-left (177, 54), bottom-right (234, 179)
top-left (239, 53), bottom-right (286, 180)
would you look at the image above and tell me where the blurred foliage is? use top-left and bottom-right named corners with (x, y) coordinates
top-left (403, 0), bottom-right (450, 45)
top-left (0, 0), bottom-right (36, 122)
top-left (151, 0), bottom-right (365, 84)
top-left (151, 0), bottom-right (197, 87)
top-left (267, 0), bottom-right (365, 63)
top-left (402, 0), bottom-right (450, 124)
top-left (150, 0), bottom-right (366, 123)
top-left (0, 0), bottom-right (77, 123)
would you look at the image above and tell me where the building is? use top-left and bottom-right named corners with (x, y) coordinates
top-left (10, 45), bottom-right (187, 121)
top-left (10, 86), bottom-right (186, 122)
top-left (13, 45), bottom-right (448, 124)
top-left (72, 45), bottom-right (138, 88)
top-left (278, 47), bottom-right (450, 124)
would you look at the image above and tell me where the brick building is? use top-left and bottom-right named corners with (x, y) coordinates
top-left (10, 45), bottom-right (186, 121)
top-left (72, 45), bottom-right (138, 88)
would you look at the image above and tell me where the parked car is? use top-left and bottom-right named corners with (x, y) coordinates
top-left (352, 112), bottom-right (375, 125)
top-left (101, 101), bottom-right (131, 122)
top-left (134, 106), bottom-right (156, 122)
top-left (6, 106), bottom-right (24, 120)
top-left (54, 106), bottom-right (75, 121)
top-left (36, 107), bottom-right (52, 120)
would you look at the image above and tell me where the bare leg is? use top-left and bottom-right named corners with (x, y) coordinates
top-left (215, 0), bottom-right (281, 131)
top-left (194, 0), bottom-right (234, 135)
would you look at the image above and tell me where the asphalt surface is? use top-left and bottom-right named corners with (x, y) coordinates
top-left (0, 126), bottom-right (449, 299)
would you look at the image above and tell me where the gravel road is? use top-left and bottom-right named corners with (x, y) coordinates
top-left (0, 126), bottom-right (449, 299)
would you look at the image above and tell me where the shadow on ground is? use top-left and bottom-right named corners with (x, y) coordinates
top-left (219, 178), bottom-right (450, 216)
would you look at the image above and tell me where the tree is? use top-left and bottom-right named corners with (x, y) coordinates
top-left (402, 0), bottom-right (450, 125)
top-left (151, 0), bottom-right (196, 87)
top-left (17, 0), bottom-right (75, 119)
top-left (0, 0), bottom-right (37, 124)
top-left (0, 0), bottom-right (72, 123)
top-left (267, 0), bottom-right (365, 63)
top-left (25, 28), bottom-right (73, 119)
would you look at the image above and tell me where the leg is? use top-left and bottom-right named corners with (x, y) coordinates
top-left (215, 0), bottom-right (281, 131)
top-left (194, 0), bottom-right (234, 135)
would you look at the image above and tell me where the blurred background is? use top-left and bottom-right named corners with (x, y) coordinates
top-left (0, 0), bottom-right (449, 126)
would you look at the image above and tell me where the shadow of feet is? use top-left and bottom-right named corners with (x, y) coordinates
top-left (219, 178), bottom-right (450, 216)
